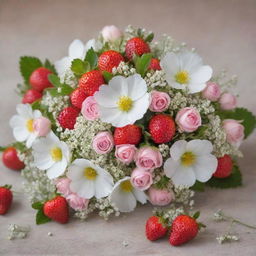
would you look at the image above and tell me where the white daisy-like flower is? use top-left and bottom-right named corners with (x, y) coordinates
top-left (164, 140), bottom-right (218, 187)
top-left (94, 74), bottom-right (150, 127)
top-left (67, 159), bottom-right (114, 199)
top-left (160, 51), bottom-right (213, 93)
top-left (32, 132), bottom-right (70, 179)
top-left (9, 104), bottom-right (42, 148)
top-left (109, 177), bottom-right (147, 212)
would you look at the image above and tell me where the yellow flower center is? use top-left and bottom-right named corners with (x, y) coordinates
top-left (26, 119), bottom-right (34, 132)
top-left (120, 180), bottom-right (133, 192)
top-left (175, 70), bottom-right (189, 84)
top-left (117, 96), bottom-right (133, 112)
top-left (50, 147), bottom-right (63, 162)
top-left (181, 152), bottom-right (196, 167)
top-left (84, 167), bottom-right (98, 180)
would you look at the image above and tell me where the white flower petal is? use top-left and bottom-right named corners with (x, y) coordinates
top-left (160, 52), bottom-right (180, 75)
top-left (26, 133), bottom-right (37, 148)
top-left (170, 140), bottom-right (187, 160)
top-left (46, 159), bottom-right (67, 179)
top-left (94, 85), bottom-right (119, 108)
top-left (171, 166), bottom-right (196, 187)
top-left (164, 158), bottom-right (180, 178)
top-left (33, 110), bottom-right (42, 119)
top-left (132, 188), bottom-right (147, 204)
top-left (181, 51), bottom-right (203, 72)
top-left (16, 104), bottom-right (33, 119)
top-left (190, 65), bottom-right (212, 84)
top-left (98, 106), bottom-right (122, 124)
top-left (187, 139), bottom-right (213, 155)
top-left (9, 115), bottom-right (25, 128)
top-left (188, 82), bottom-right (207, 94)
top-left (94, 176), bottom-right (113, 198)
top-left (71, 179), bottom-right (95, 199)
top-left (33, 152), bottom-right (54, 170)
top-left (126, 74), bottom-right (147, 100)
top-left (68, 39), bottom-right (85, 59)
top-left (12, 126), bottom-right (29, 142)
top-left (108, 75), bottom-right (128, 96)
top-left (67, 164), bottom-right (84, 181)
top-left (55, 57), bottom-right (72, 76)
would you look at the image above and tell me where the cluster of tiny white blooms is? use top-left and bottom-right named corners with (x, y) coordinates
top-left (112, 61), bottom-right (136, 77)
top-left (74, 201), bottom-right (96, 221)
top-left (168, 91), bottom-right (188, 112)
top-left (158, 144), bottom-right (170, 158)
top-left (213, 209), bottom-right (225, 221)
top-left (60, 69), bottom-right (78, 88)
top-left (145, 70), bottom-right (168, 89)
top-left (216, 234), bottom-right (239, 244)
top-left (212, 69), bottom-right (238, 90)
top-left (8, 224), bottom-right (30, 240)
top-left (174, 186), bottom-right (195, 208)
top-left (152, 168), bottom-right (166, 185)
top-left (95, 198), bottom-right (120, 220)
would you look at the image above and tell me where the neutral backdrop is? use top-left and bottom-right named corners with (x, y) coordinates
top-left (0, 0), bottom-right (256, 255)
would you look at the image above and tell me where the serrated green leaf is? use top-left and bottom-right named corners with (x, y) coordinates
top-left (145, 32), bottom-right (154, 43)
top-left (193, 211), bottom-right (200, 219)
top-left (19, 56), bottom-right (42, 84)
top-left (59, 84), bottom-right (74, 96)
top-left (31, 100), bottom-right (41, 110)
top-left (47, 88), bottom-right (59, 97)
top-left (44, 59), bottom-right (57, 74)
top-left (84, 48), bottom-right (98, 69)
top-left (191, 181), bottom-right (205, 192)
top-left (102, 71), bottom-right (113, 83)
top-left (135, 53), bottom-right (152, 77)
top-left (32, 202), bottom-right (43, 210)
top-left (36, 208), bottom-right (51, 225)
top-left (71, 59), bottom-right (90, 76)
top-left (48, 74), bottom-right (61, 87)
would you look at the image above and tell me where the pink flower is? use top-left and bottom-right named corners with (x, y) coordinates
top-left (55, 178), bottom-right (72, 197)
top-left (92, 131), bottom-right (114, 154)
top-left (219, 93), bottom-right (237, 110)
top-left (175, 107), bottom-right (201, 132)
top-left (135, 147), bottom-right (163, 171)
top-left (81, 96), bottom-right (100, 121)
top-left (202, 82), bottom-right (221, 101)
top-left (33, 117), bottom-right (51, 136)
top-left (148, 187), bottom-right (175, 206)
top-left (149, 91), bottom-right (170, 112)
top-left (115, 144), bottom-right (137, 164)
top-left (101, 25), bottom-right (122, 42)
top-left (131, 168), bottom-right (153, 191)
top-left (66, 193), bottom-right (89, 211)
top-left (223, 119), bottom-right (244, 147)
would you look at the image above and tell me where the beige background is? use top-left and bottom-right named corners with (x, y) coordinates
top-left (0, 0), bottom-right (256, 255)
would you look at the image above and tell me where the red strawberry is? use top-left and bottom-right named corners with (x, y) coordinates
top-left (169, 215), bottom-right (199, 246)
top-left (57, 106), bottom-right (80, 130)
top-left (146, 216), bottom-right (168, 241)
top-left (43, 196), bottom-right (69, 224)
top-left (114, 125), bottom-right (142, 145)
top-left (149, 114), bottom-right (175, 144)
top-left (22, 89), bottom-right (42, 104)
top-left (79, 70), bottom-right (105, 96)
top-left (149, 58), bottom-right (161, 71)
top-left (213, 154), bottom-right (233, 178)
top-left (29, 67), bottom-right (53, 92)
top-left (98, 50), bottom-right (124, 73)
top-left (70, 88), bottom-right (88, 109)
top-left (0, 186), bottom-right (13, 215)
top-left (125, 37), bottom-right (150, 60)
top-left (2, 147), bottom-right (25, 171)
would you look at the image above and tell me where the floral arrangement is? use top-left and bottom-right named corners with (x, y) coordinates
top-left (1, 25), bottom-right (256, 245)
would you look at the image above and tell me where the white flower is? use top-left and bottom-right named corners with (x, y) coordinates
top-left (109, 177), bottom-right (147, 212)
top-left (32, 132), bottom-right (70, 179)
top-left (94, 74), bottom-right (150, 127)
top-left (164, 140), bottom-right (217, 187)
top-left (67, 159), bottom-right (114, 199)
top-left (9, 104), bottom-right (42, 148)
top-left (160, 51), bottom-right (212, 93)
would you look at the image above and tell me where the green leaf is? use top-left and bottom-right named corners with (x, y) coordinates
top-left (0, 146), bottom-right (6, 152)
top-left (145, 32), bottom-right (154, 43)
top-left (59, 84), bottom-right (74, 96)
top-left (193, 211), bottom-right (200, 219)
top-left (84, 48), bottom-right (98, 69)
top-left (19, 56), bottom-right (42, 84)
top-left (36, 208), bottom-right (51, 225)
top-left (2, 184), bottom-right (12, 189)
top-left (102, 71), bottom-right (113, 83)
top-left (48, 74), bottom-right (61, 87)
top-left (11, 142), bottom-right (27, 153)
top-left (135, 53), bottom-right (152, 77)
top-left (31, 100), bottom-right (41, 110)
top-left (44, 59), bottom-right (57, 74)
top-left (32, 202), bottom-right (43, 210)
top-left (71, 59), bottom-right (90, 76)
top-left (191, 181), bottom-right (205, 192)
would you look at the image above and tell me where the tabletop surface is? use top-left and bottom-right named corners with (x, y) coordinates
top-left (0, 0), bottom-right (256, 255)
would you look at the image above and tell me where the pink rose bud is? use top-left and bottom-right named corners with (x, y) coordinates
top-left (66, 193), bottom-right (89, 211)
top-left (176, 107), bottom-right (201, 132)
top-left (219, 93), bottom-right (237, 110)
top-left (33, 117), bottom-right (51, 136)
top-left (202, 82), bottom-right (221, 101)
top-left (223, 119), bottom-right (244, 147)
top-left (131, 168), bottom-right (153, 191)
top-left (115, 144), bottom-right (137, 164)
top-left (135, 147), bottom-right (163, 171)
top-left (149, 91), bottom-right (171, 112)
top-left (81, 96), bottom-right (100, 121)
top-left (92, 131), bottom-right (114, 154)
top-left (55, 178), bottom-right (72, 197)
top-left (148, 187), bottom-right (175, 206)
top-left (101, 25), bottom-right (122, 42)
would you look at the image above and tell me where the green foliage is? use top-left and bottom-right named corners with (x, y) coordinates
top-left (134, 53), bottom-right (152, 77)
top-left (71, 59), bottom-right (90, 76)
top-left (46, 74), bottom-right (73, 96)
top-left (154, 175), bottom-right (170, 189)
top-left (36, 208), bottom-right (51, 225)
top-left (102, 71), bottom-right (113, 83)
top-left (191, 181), bottom-right (205, 192)
top-left (84, 48), bottom-right (98, 70)
top-left (193, 211), bottom-right (200, 219)
top-left (32, 202), bottom-right (43, 210)
top-left (44, 59), bottom-right (57, 74)
top-left (145, 32), bottom-right (154, 43)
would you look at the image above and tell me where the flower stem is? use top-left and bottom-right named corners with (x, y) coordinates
top-left (222, 214), bottom-right (256, 230)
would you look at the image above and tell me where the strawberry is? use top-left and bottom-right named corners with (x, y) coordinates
top-left (0, 185), bottom-right (13, 215)
top-left (70, 88), bottom-right (88, 109)
top-left (169, 215), bottom-right (199, 246)
top-left (43, 196), bottom-right (69, 224)
top-left (78, 70), bottom-right (105, 96)
top-left (22, 89), bottom-right (42, 104)
top-left (57, 106), bottom-right (80, 130)
top-left (125, 37), bottom-right (150, 60)
top-left (146, 216), bottom-right (168, 241)
top-left (2, 147), bottom-right (25, 171)
top-left (149, 58), bottom-right (161, 71)
top-left (114, 125), bottom-right (142, 145)
top-left (213, 154), bottom-right (233, 178)
top-left (98, 50), bottom-right (124, 73)
top-left (149, 114), bottom-right (175, 144)
top-left (29, 67), bottom-right (53, 92)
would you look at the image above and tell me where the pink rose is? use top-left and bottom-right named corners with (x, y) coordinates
top-left (219, 93), bottom-right (237, 110)
top-left (92, 131), bottom-right (114, 154)
top-left (148, 187), bottom-right (175, 206)
top-left (66, 193), bottom-right (89, 211)
top-left (81, 96), bottom-right (100, 121)
top-left (131, 168), bottom-right (153, 191)
top-left (223, 119), bottom-right (244, 147)
top-left (55, 178), bottom-right (72, 197)
top-left (202, 82), bottom-right (221, 101)
top-left (115, 144), bottom-right (137, 164)
top-left (135, 147), bottom-right (163, 171)
top-left (101, 25), bottom-right (122, 42)
top-left (33, 117), bottom-right (51, 136)
top-left (175, 107), bottom-right (201, 132)
top-left (149, 91), bottom-right (171, 112)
